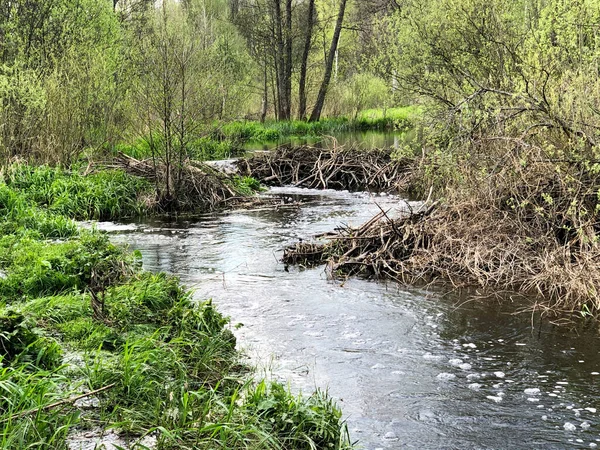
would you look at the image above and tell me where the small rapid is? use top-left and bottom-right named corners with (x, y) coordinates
top-left (101, 187), bottom-right (600, 449)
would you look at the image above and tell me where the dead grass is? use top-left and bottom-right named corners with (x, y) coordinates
top-left (285, 146), bottom-right (600, 321)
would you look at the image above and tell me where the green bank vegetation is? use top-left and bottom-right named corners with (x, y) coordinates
top-left (0, 171), bottom-right (352, 449)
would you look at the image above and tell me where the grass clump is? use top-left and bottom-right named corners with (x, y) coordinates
top-left (3, 164), bottom-right (151, 220)
top-left (246, 381), bottom-right (351, 450)
top-left (0, 311), bottom-right (62, 369)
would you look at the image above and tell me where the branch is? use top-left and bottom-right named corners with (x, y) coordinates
top-left (1, 383), bottom-right (116, 423)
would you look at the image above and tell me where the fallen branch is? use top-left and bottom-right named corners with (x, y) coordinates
top-left (1, 383), bottom-right (116, 423)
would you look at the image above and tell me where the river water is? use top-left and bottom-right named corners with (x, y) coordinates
top-left (103, 187), bottom-right (600, 449)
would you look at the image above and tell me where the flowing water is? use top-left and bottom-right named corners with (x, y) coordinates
top-left (102, 187), bottom-right (600, 449)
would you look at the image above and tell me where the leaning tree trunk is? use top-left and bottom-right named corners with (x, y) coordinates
top-left (298, 0), bottom-right (316, 121)
top-left (309, 0), bottom-right (347, 122)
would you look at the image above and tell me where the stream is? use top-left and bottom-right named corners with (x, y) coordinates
top-left (102, 187), bottom-right (600, 449)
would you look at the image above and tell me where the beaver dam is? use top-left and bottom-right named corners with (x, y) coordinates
top-left (244, 145), bottom-right (600, 323)
top-left (237, 145), bottom-right (412, 192)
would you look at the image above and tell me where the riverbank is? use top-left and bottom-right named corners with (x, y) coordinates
top-left (0, 169), bottom-right (352, 449)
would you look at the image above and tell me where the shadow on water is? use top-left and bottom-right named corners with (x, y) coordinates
top-left (102, 187), bottom-right (600, 450)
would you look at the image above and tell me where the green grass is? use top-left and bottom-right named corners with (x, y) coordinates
top-left (114, 134), bottom-right (244, 162)
top-left (218, 106), bottom-right (421, 145)
top-left (4, 164), bottom-right (151, 221)
top-left (0, 177), bottom-right (353, 449)
top-left (113, 107), bottom-right (421, 162)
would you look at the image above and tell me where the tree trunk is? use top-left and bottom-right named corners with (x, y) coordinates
top-left (298, 0), bottom-right (316, 121)
top-left (261, 57), bottom-right (268, 122)
top-left (309, 0), bottom-right (347, 122)
top-left (273, 0), bottom-right (287, 120)
top-left (284, 0), bottom-right (292, 120)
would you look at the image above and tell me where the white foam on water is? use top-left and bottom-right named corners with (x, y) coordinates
top-left (494, 371), bottom-right (505, 378)
top-left (581, 422), bottom-right (591, 430)
top-left (585, 407), bottom-right (597, 413)
top-left (542, 415), bottom-right (548, 421)
top-left (449, 358), bottom-right (463, 366)
top-left (463, 343), bottom-right (477, 349)
top-left (564, 422), bottom-right (577, 432)
top-left (592, 372), bottom-right (600, 375)
top-left (467, 373), bottom-right (481, 380)
top-left (527, 398), bottom-right (540, 402)
top-left (383, 432), bottom-right (398, 441)
top-left (525, 388), bottom-right (541, 395)
top-left (459, 363), bottom-right (472, 371)
top-left (468, 383), bottom-right (482, 390)
top-left (436, 373), bottom-right (456, 381)
top-left (371, 364), bottom-right (386, 370)
top-left (486, 395), bottom-right (503, 403)
top-left (422, 352), bottom-right (444, 360)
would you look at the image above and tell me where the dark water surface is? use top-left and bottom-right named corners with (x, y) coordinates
top-left (242, 131), bottom-right (413, 152)
top-left (102, 187), bottom-right (600, 449)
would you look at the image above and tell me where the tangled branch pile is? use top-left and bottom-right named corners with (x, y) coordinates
top-left (111, 153), bottom-right (247, 211)
top-left (285, 148), bottom-right (600, 319)
top-left (237, 145), bottom-right (411, 191)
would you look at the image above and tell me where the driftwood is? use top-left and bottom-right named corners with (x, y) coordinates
top-left (237, 145), bottom-right (411, 192)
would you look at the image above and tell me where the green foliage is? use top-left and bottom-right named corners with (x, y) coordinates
top-left (246, 381), bottom-right (352, 450)
top-left (0, 0), bottom-right (125, 164)
top-left (0, 229), bottom-right (137, 300)
top-left (188, 136), bottom-right (242, 160)
top-left (217, 109), bottom-right (418, 145)
top-left (232, 176), bottom-right (263, 196)
top-left (0, 311), bottom-right (62, 369)
top-left (4, 164), bottom-right (151, 220)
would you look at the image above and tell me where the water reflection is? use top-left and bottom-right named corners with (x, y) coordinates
top-left (243, 131), bottom-right (414, 152)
